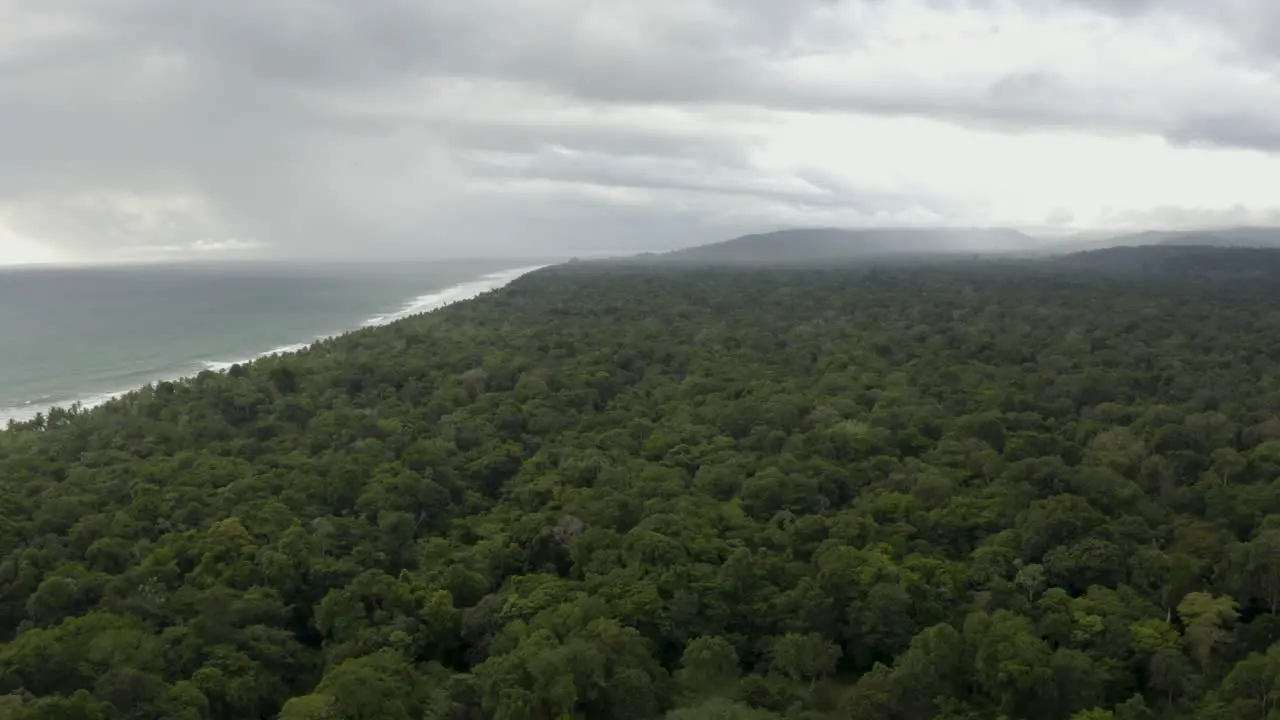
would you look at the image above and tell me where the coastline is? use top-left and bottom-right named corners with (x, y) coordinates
top-left (1, 263), bottom-right (549, 428)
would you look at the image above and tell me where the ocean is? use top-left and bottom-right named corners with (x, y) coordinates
top-left (0, 258), bottom-right (552, 426)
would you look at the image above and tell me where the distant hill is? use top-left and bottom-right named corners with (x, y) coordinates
top-left (1055, 244), bottom-right (1280, 277)
top-left (655, 227), bottom-right (1036, 264)
top-left (1100, 226), bottom-right (1280, 249)
top-left (646, 225), bottom-right (1280, 266)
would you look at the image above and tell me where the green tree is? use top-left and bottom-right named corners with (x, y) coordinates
top-left (1177, 592), bottom-right (1239, 675)
top-left (770, 633), bottom-right (841, 688)
top-left (676, 636), bottom-right (741, 700)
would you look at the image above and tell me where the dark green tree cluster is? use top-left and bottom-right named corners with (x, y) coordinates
top-left (5, 258), bottom-right (1280, 719)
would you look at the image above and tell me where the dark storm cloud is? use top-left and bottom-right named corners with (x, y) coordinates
top-left (2, 0), bottom-right (823, 258)
top-left (1062, 0), bottom-right (1161, 15)
top-left (3, 0), bottom-right (1280, 260)
top-left (1167, 114), bottom-right (1280, 153)
top-left (112, 0), bottom-right (1280, 152)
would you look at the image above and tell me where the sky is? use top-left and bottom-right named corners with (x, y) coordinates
top-left (4, 0), bottom-right (1280, 264)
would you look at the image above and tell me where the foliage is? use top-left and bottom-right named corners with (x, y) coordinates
top-left (5, 258), bottom-right (1280, 718)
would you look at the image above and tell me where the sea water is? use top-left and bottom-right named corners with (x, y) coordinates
top-left (0, 258), bottom-right (551, 425)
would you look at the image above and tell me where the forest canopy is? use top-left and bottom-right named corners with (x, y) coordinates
top-left (4, 252), bottom-right (1280, 719)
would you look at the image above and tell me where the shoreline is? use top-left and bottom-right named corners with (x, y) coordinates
top-left (1, 263), bottom-right (549, 429)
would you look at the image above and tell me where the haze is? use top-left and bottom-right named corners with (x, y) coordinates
top-left (5, 0), bottom-right (1280, 266)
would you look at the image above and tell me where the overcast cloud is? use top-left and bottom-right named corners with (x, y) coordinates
top-left (4, 0), bottom-right (1280, 264)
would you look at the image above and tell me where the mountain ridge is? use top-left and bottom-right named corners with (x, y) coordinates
top-left (653, 225), bottom-right (1280, 264)
top-left (656, 227), bottom-right (1037, 264)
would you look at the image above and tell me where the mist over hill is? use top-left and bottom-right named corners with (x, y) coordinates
top-left (648, 225), bottom-right (1280, 265)
top-left (1120, 227), bottom-right (1280, 248)
top-left (1053, 244), bottom-right (1280, 277)
top-left (653, 227), bottom-right (1036, 264)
